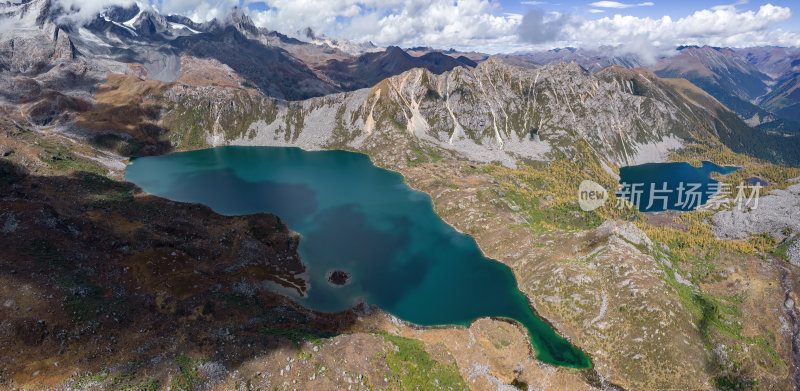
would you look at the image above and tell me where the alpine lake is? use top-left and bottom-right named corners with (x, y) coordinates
top-left (617, 161), bottom-right (740, 212)
top-left (125, 146), bottom-right (592, 368)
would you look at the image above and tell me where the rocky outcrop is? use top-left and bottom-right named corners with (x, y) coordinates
top-left (713, 182), bottom-right (800, 242)
top-left (233, 58), bottom-right (731, 168)
top-left (0, 0), bottom-right (78, 74)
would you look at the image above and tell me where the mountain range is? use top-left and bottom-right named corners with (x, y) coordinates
top-left (1, 0), bottom-right (800, 390)
top-left (2, 0), bottom-right (799, 166)
top-left (505, 45), bottom-right (800, 133)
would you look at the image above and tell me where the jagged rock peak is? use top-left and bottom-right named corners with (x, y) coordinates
top-left (132, 7), bottom-right (169, 36)
top-left (219, 6), bottom-right (259, 36)
top-left (103, 3), bottom-right (140, 23)
top-left (0, 0), bottom-right (54, 29)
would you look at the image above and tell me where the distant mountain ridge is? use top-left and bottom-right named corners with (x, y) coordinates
top-left (1, 0), bottom-right (798, 167)
top-left (501, 47), bottom-right (645, 72)
top-left (651, 45), bottom-right (775, 126)
top-left (506, 45), bottom-right (800, 133)
top-left (7, 0), bottom-right (796, 128)
top-left (734, 46), bottom-right (800, 124)
top-left (0, 0), bottom-right (472, 100)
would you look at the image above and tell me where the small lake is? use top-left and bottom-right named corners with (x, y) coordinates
top-left (618, 161), bottom-right (740, 212)
top-left (125, 146), bottom-right (591, 368)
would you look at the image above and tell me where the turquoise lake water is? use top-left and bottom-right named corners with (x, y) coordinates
top-left (125, 146), bottom-right (591, 368)
top-left (618, 161), bottom-right (740, 212)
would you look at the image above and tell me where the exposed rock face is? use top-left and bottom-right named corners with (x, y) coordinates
top-left (788, 239), bottom-right (800, 267)
top-left (0, 0), bottom-right (77, 74)
top-left (595, 220), bottom-right (653, 249)
top-left (233, 58), bottom-right (749, 168)
top-left (103, 3), bottom-right (140, 23)
top-left (4, 0), bottom-right (795, 167)
top-left (231, 57), bottom-right (800, 166)
top-left (713, 182), bottom-right (800, 241)
top-left (0, 0), bottom-right (470, 102)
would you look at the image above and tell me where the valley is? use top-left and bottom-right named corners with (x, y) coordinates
top-left (1, 1), bottom-right (800, 390)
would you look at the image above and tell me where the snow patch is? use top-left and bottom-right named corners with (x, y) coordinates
top-left (78, 27), bottom-right (112, 47)
top-left (168, 22), bottom-right (200, 34)
top-left (122, 4), bottom-right (145, 29)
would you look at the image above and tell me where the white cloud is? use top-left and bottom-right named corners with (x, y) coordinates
top-left (250, 0), bottom-right (520, 50)
top-left (517, 9), bottom-right (570, 44)
top-left (5, 0), bottom-right (796, 55)
top-left (589, 1), bottom-right (654, 9)
top-left (53, 0), bottom-right (135, 24)
top-left (559, 3), bottom-right (798, 62)
top-left (242, 1), bottom-right (799, 53)
top-left (158, 0), bottom-right (240, 22)
top-left (572, 4), bottom-right (794, 44)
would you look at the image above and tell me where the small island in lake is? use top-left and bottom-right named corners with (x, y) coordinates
top-left (326, 269), bottom-right (352, 286)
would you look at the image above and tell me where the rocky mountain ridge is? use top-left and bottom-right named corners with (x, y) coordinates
top-left (0, 0), bottom-right (471, 100)
top-left (510, 45), bottom-right (800, 133)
